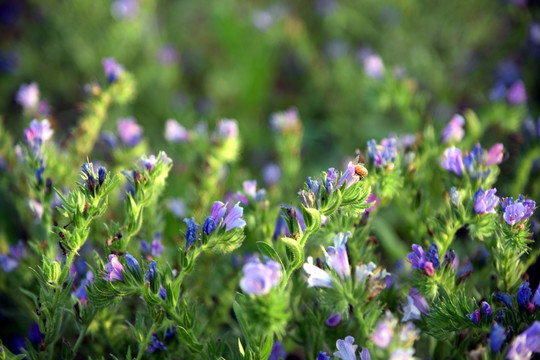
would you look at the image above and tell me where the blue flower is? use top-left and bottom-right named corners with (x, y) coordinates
top-left (317, 352), bottom-right (331, 360)
top-left (427, 243), bottom-right (440, 270)
top-left (334, 336), bottom-right (358, 360)
top-left (517, 281), bottom-right (532, 308)
top-left (490, 324), bottom-right (506, 354)
top-left (183, 217), bottom-right (200, 249)
top-left (151, 233), bottom-right (164, 257)
top-left (367, 137), bottom-right (397, 168)
top-left (125, 252), bottom-right (140, 275)
top-left (494, 293), bottom-right (514, 309)
top-left (360, 348), bottom-right (371, 360)
top-left (501, 196), bottom-right (536, 226)
top-left (481, 301), bottom-right (492, 317)
top-left (325, 313), bottom-right (342, 327)
top-left (147, 333), bottom-right (166, 353)
top-left (307, 177), bottom-right (321, 197)
top-left (325, 168), bottom-right (338, 194)
top-left (145, 260), bottom-right (157, 282)
top-left (467, 309), bottom-right (481, 324)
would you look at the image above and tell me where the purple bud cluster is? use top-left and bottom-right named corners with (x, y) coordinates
top-left (367, 137), bottom-right (397, 169)
top-left (467, 301), bottom-right (491, 324)
top-left (407, 243), bottom-right (441, 276)
top-left (441, 143), bottom-right (504, 178)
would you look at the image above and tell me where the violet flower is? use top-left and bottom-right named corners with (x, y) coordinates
top-left (24, 119), bottom-right (54, 157)
top-left (269, 108), bottom-right (300, 132)
top-left (216, 119), bottom-right (238, 139)
top-left (506, 321), bottom-right (540, 359)
top-left (371, 320), bottom-right (393, 349)
top-left (151, 233), bottom-right (163, 258)
top-left (490, 323), bottom-right (506, 354)
top-left (324, 232), bottom-right (351, 279)
top-left (239, 256), bottom-right (281, 295)
top-left (262, 163), bottom-right (281, 186)
top-left (147, 333), bottom-right (166, 353)
top-left (474, 187), bottom-right (499, 214)
top-left (500, 196), bottom-right (536, 226)
top-left (368, 137), bottom-right (397, 168)
top-left (441, 146), bottom-right (464, 176)
top-left (102, 57), bottom-right (124, 83)
top-left (507, 80), bottom-right (527, 105)
top-left (517, 281), bottom-right (532, 309)
top-left (183, 217), bottom-right (200, 249)
top-left (486, 143), bottom-right (504, 166)
top-left (117, 117), bottom-right (142, 146)
top-left (16, 82), bottom-right (40, 109)
top-left (467, 309), bottom-right (481, 324)
top-left (103, 255), bottom-right (124, 282)
top-left (334, 336), bottom-right (358, 360)
top-left (407, 244), bottom-right (434, 276)
top-left (325, 313), bottom-right (342, 327)
top-left (441, 114), bottom-right (465, 143)
top-left (164, 119), bottom-right (190, 143)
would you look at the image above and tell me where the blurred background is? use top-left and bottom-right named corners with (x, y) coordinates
top-left (2, 0), bottom-right (539, 175)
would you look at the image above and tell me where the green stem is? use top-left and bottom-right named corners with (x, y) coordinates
top-left (135, 322), bottom-right (157, 360)
top-left (70, 312), bottom-right (96, 360)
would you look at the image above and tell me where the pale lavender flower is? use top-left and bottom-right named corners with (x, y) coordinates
top-left (29, 199), bottom-right (44, 221)
top-left (252, 10), bottom-right (274, 31)
top-left (243, 180), bottom-right (257, 198)
top-left (356, 262), bottom-right (377, 285)
top-left (365, 193), bottom-right (380, 213)
top-left (402, 296), bottom-right (421, 322)
top-left (167, 198), bottom-right (186, 219)
top-left (371, 319), bottom-right (394, 349)
top-left (409, 288), bottom-right (429, 314)
top-left (363, 54), bottom-right (385, 79)
top-left (270, 108), bottom-right (300, 132)
top-left (389, 348), bottom-right (414, 360)
top-left (303, 256), bottom-right (333, 288)
top-left (441, 114), bottom-right (465, 143)
top-left (441, 146), bottom-right (464, 176)
top-left (223, 202), bottom-right (246, 230)
top-left (334, 336), bottom-right (358, 360)
top-left (360, 348), bottom-right (371, 360)
top-left (24, 119), bottom-right (54, 156)
top-left (262, 163), bottom-right (281, 186)
top-left (164, 119), bottom-right (190, 143)
top-left (507, 80), bottom-right (527, 105)
top-left (158, 45), bottom-right (179, 65)
top-left (111, 0), bottom-right (139, 20)
top-left (0, 254), bottom-right (18, 273)
top-left (217, 119), bottom-right (239, 139)
top-left (501, 196), bottom-right (537, 226)
top-left (117, 117), bottom-right (142, 146)
top-left (324, 232), bottom-right (351, 279)
top-left (506, 321), bottom-right (540, 359)
top-left (474, 187), bottom-right (499, 214)
top-left (103, 255), bottom-right (124, 282)
top-left (239, 256), bottom-right (281, 295)
top-left (102, 57), bottom-right (124, 83)
top-left (16, 82), bottom-right (39, 109)
top-left (337, 162), bottom-right (361, 189)
top-left (151, 233), bottom-right (163, 257)
top-left (486, 143), bottom-right (504, 166)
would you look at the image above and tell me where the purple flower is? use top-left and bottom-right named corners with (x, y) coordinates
top-left (486, 143), bottom-right (504, 166)
top-left (409, 288), bottom-right (429, 314)
top-left (223, 202), bottom-right (246, 230)
top-left (474, 187), bottom-right (499, 214)
top-left (389, 349), bottom-right (414, 360)
top-left (151, 233), bottom-right (163, 257)
top-left (517, 281), bottom-right (532, 308)
top-left (147, 333), bottom-right (166, 353)
top-left (243, 180), bottom-right (257, 198)
top-left (157, 45), bottom-right (179, 65)
top-left (532, 284), bottom-right (540, 307)
top-left (125, 252), bottom-right (140, 275)
top-left (239, 256), bottom-right (281, 295)
top-left (270, 108), bottom-right (300, 132)
top-left (360, 348), bottom-right (371, 360)
top-left (507, 80), bottom-right (527, 105)
top-left (334, 336), bottom-right (358, 360)
top-left (506, 321), bottom-right (540, 359)
top-left (337, 161), bottom-right (361, 189)
top-left (24, 119), bottom-right (54, 156)
top-left (368, 137), bottom-right (397, 168)
top-left (326, 168), bottom-right (338, 194)
top-left (158, 284), bottom-right (167, 300)
top-left (16, 82), bottom-right (40, 109)
top-left (268, 341), bottom-right (287, 360)
top-left (325, 232), bottom-right (351, 279)
top-left (318, 352), bottom-right (331, 360)
top-left (490, 323), bottom-right (506, 354)
top-left (467, 309), bottom-right (481, 324)
top-left (117, 117), bottom-right (142, 146)
top-left (501, 196), bottom-right (536, 226)
top-left (365, 193), bottom-right (380, 213)
top-left (325, 313), bottom-right (342, 327)
top-left (407, 244), bottom-right (434, 276)
top-left (102, 57), bottom-right (124, 83)
top-left (441, 114), bottom-right (465, 143)
top-left (441, 146), bottom-right (464, 176)
top-left (481, 301), bottom-right (492, 317)
top-left (103, 255), bottom-right (124, 282)
top-left (262, 163), bottom-right (281, 186)
top-left (183, 217), bottom-right (200, 249)
top-left (141, 241), bottom-right (150, 255)
top-left (303, 257), bottom-right (333, 288)
top-left (164, 119), bottom-right (190, 143)
top-left (362, 54), bottom-right (385, 79)
top-left (371, 321), bottom-right (393, 349)
top-left (216, 119), bottom-right (238, 139)
top-left (167, 198), bottom-right (186, 219)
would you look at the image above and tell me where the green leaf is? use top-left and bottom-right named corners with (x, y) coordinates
top-left (280, 236), bottom-right (304, 270)
top-left (256, 242), bottom-right (285, 271)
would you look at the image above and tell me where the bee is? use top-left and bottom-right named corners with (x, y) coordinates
top-left (352, 154), bottom-right (368, 180)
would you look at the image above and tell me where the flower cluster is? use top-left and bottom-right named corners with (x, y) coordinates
top-left (81, 162), bottom-right (108, 195)
top-left (407, 243), bottom-right (441, 276)
top-left (141, 232), bottom-right (164, 259)
top-left (269, 107), bottom-right (301, 133)
top-left (441, 143), bottom-right (504, 178)
top-left (102, 57), bottom-right (124, 83)
top-left (467, 301), bottom-right (492, 324)
top-left (239, 256), bottom-right (281, 295)
top-left (367, 137), bottom-right (397, 169)
top-left (202, 201), bottom-right (246, 236)
top-left (117, 117), bottom-right (143, 147)
top-left (370, 312), bottom-right (419, 359)
top-left (500, 195), bottom-right (536, 226)
top-left (506, 322), bottom-right (540, 359)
